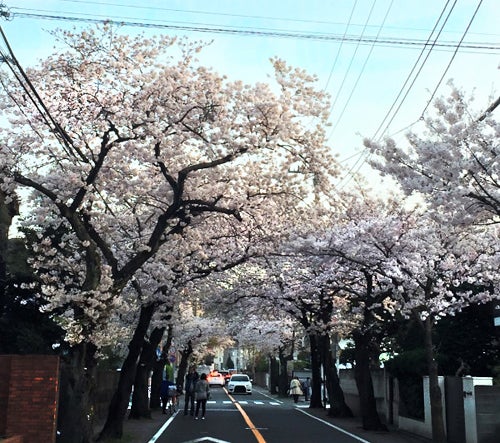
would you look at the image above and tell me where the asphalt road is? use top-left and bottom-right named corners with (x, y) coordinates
top-left (150, 385), bottom-right (370, 443)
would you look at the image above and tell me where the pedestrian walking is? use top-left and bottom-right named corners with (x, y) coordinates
top-left (160, 379), bottom-right (177, 415)
top-left (302, 377), bottom-right (310, 402)
top-left (289, 376), bottom-right (303, 404)
top-left (194, 373), bottom-right (210, 420)
top-left (184, 366), bottom-right (199, 416)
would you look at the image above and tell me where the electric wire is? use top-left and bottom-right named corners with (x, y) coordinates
top-left (54, 0), bottom-right (500, 40)
top-left (2, 1), bottom-right (497, 197)
top-left (327, 0), bottom-right (374, 132)
top-left (330, 0), bottom-right (395, 191)
top-left (419, 0), bottom-right (485, 119)
top-left (346, 1), bottom-right (487, 195)
top-left (6, 10), bottom-right (500, 52)
top-left (0, 26), bottom-right (77, 160)
top-left (339, 0), bottom-right (480, 192)
top-left (323, 0), bottom-right (358, 92)
top-left (329, 0), bottom-right (394, 140)
top-left (371, 0), bottom-right (456, 142)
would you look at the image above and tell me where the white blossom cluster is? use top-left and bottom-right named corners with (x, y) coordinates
top-left (365, 83), bottom-right (499, 225)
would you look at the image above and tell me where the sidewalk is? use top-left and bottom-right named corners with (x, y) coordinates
top-left (98, 390), bottom-right (433, 443)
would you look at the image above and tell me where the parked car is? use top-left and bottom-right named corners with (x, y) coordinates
top-left (207, 370), bottom-right (225, 387)
top-left (227, 374), bottom-right (252, 395)
top-left (218, 370), bottom-right (229, 382)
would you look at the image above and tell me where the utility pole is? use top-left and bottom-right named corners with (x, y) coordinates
top-left (477, 95), bottom-right (500, 122)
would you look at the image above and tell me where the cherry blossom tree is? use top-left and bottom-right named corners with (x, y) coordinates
top-left (193, 263), bottom-right (297, 392)
top-left (322, 202), bottom-right (498, 442)
top-left (99, 220), bottom-right (258, 437)
top-left (365, 84), bottom-right (499, 225)
top-left (0, 24), bottom-right (340, 442)
top-left (307, 195), bottom-right (417, 431)
top-left (216, 255), bottom-right (355, 414)
top-left (384, 220), bottom-right (497, 443)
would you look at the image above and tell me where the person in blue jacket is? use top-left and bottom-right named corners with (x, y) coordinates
top-left (160, 379), bottom-right (177, 414)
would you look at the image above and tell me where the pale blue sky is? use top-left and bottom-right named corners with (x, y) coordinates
top-left (1, 0), bottom-right (499, 185)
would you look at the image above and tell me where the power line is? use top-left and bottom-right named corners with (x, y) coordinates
top-left (340, 1), bottom-right (488, 194)
top-left (329, 0), bottom-right (395, 140)
top-left (477, 95), bottom-right (500, 122)
top-left (327, 0), bottom-right (374, 132)
top-left (346, 0), bottom-right (486, 194)
top-left (420, 0), bottom-right (485, 119)
top-left (371, 0), bottom-right (458, 142)
top-left (0, 26), bottom-right (75, 155)
top-left (323, 0), bottom-right (358, 92)
top-left (5, 10), bottom-right (500, 52)
top-left (54, 0), bottom-right (500, 40)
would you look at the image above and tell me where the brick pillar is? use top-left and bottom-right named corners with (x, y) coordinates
top-left (4, 355), bottom-right (59, 443)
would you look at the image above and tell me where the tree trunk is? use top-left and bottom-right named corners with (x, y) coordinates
top-left (278, 346), bottom-right (291, 397)
top-left (309, 334), bottom-right (323, 408)
top-left (130, 327), bottom-right (164, 419)
top-left (353, 330), bottom-right (387, 431)
top-left (320, 334), bottom-right (352, 418)
top-left (129, 363), bottom-right (151, 419)
top-left (423, 316), bottom-right (446, 443)
top-left (150, 346), bottom-right (167, 409)
top-left (175, 340), bottom-right (193, 392)
top-left (57, 342), bottom-right (97, 443)
top-left (97, 304), bottom-right (156, 440)
top-left (269, 354), bottom-right (279, 395)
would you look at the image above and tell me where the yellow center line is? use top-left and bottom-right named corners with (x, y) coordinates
top-left (224, 388), bottom-right (266, 443)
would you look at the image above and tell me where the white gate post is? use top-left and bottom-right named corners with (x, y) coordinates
top-left (463, 376), bottom-right (493, 443)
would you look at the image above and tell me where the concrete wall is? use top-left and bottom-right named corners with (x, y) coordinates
top-left (0, 355), bottom-right (59, 443)
top-left (252, 371), bottom-right (267, 388)
top-left (474, 384), bottom-right (499, 443)
top-left (338, 368), bottom-right (386, 419)
top-left (396, 376), bottom-right (446, 440)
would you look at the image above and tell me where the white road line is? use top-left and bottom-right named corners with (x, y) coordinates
top-left (297, 409), bottom-right (371, 443)
top-left (147, 410), bottom-right (178, 443)
top-left (255, 389), bottom-right (284, 404)
top-left (181, 438), bottom-right (230, 443)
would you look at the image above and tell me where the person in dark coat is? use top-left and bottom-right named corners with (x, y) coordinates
top-left (183, 366), bottom-right (199, 416)
top-left (302, 377), bottom-right (310, 402)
